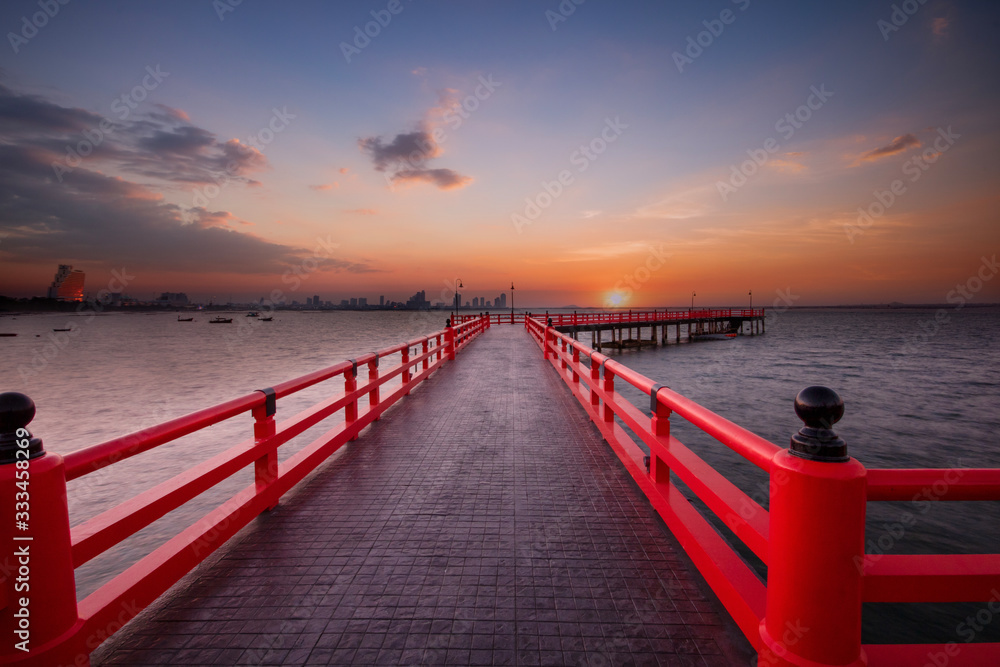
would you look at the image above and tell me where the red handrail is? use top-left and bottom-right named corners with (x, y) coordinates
top-left (525, 314), bottom-right (1000, 666)
top-left (1, 316), bottom-right (490, 665)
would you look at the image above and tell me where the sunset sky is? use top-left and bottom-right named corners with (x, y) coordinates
top-left (0, 0), bottom-right (998, 307)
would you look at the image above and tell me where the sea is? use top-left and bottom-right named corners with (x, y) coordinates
top-left (1, 306), bottom-right (998, 646)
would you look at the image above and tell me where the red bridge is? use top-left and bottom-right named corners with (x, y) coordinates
top-left (1, 313), bottom-right (998, 666)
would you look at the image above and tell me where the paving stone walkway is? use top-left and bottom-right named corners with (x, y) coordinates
top-left (93, 325), bottom-right (754, 666)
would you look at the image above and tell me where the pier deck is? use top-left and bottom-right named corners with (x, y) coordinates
top-left (93, 326), bottom-right (752, 666)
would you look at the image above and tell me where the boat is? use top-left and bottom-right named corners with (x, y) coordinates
top-left (260, 316), bottom-right (273, 322)
top-left (690, 331), bottom-right (738, 341)
top-left (246, 311), bottom-right (259, 317)
top-left (177, 316), bottom-right (194, 322)
top-left (209, 317), bottom-right (233, 324)
top-left (0, 333), bottom-right (16, 337)
top-left (53, 328), bottom-right (73, 332)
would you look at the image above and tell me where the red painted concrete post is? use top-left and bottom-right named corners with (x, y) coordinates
top-left (543, 320), bottom-right (553, 360)
top-left (252, 389), bottom-right (278, 510)
top-left (345, 363), bottom-right (359, 440)
top-left (435, 334), bottom-right (442, 362)
top-left (401, 346), bottom-right (411, 395)
top-left (0, 393), bottom-right (85, 665)
top-left (367, 357), bottom-right (380, 416)
top-left (445, 320), bottom-right (456, 361)
top-left (560, 337), bottom-right (568, 370)
top-left (422, 338), bottom-right (429, 372)
top-left (760, 387), bottom-right (867, 667)
top-left (602, 367), bottom-right (615, 422)
top-left (571, 345), bottom-right (580, 384)
top-left (650, 387), bottom-right (671, 489)
top-left (590, 358), bottom-right (601, 411)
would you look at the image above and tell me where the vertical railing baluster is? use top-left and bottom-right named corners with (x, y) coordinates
top-left (253, 388), bottom-right (278, 509)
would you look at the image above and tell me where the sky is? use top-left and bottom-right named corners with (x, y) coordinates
top-left (0, 0), bottom-right (998, 307)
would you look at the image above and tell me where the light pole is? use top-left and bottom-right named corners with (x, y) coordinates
top-left (691, 291), bottom-right (696, 311)
top-left (510, 281), bottom-right (515, 324)
top-left (453, 278), bottom-right (463, 322)
top-left (749, 289), bottom-right (753, 312)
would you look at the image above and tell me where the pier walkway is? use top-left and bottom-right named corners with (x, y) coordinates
top-left (93, 325), bottom-right (752, 666)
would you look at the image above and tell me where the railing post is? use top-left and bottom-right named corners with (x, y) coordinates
top-left (436, 334), bottom-right (442, 362)
top-left (602, 366), bottom-right (615, 422)
top-left (401, 346), bottom-right (411, 395)
top-left (0, 392), bottom-right (84, 665)
top-left (560, 337), bottom-right (568, 370)
top-left (367, 356), bottom-right (380, 416)
top-left (345, 362), bottom-right (358, 440)
top-left (445, 320), bottom-right (456, 360)
top-left (571, 345), bottom-right (580, 384)
top-left (759, 386), bottom-right (867, 667)
top-left (649, 386), bottom-right (671, 488)
top-left (543, 318), bottom-right (553, 360)
top-left (422, 338), bottom-right (429, 372)
top-left (252, 388), bottom-right (278, 510)
top-left (589, 357), bottom-right (601, 412)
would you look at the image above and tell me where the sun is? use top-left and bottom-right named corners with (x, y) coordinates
top-left (605, 291), bottom-right (627, 307)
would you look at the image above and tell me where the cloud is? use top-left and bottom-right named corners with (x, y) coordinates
top-left (338, 167), bottom-right (350, 174)
top-left (358, 89), bottom-right (472, 191)
top-left (309, 182), bottom-right (338, 191)
top-left (580, 210), bottom-right (602, 219)
top-left (932, 17), bottom-right (949, 37)
top-left (858, 133), bottom-right (921, 163)
top-left (0, 83), bottom-right (377, 277)
top-left (345, 208), bottom-right (377, 215)
top-left (391, 168), bottom-right (472, 190)
top-left (635, 186), bottom-right (716, 220)
top-left (556, 241), bottom-right (657, 262)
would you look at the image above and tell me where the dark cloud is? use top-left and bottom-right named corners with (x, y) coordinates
top-left (392, 168), bottom-right (473, 190)
top-left (358, 102), bottom-right (472, 191)
top-left (860, 133), bottom-right (921, 162)
top-left (0, 84), bottom-right (377, 277)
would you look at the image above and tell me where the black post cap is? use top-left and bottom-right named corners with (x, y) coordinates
top-left (0, 392), bottom-right (45, 464)
top-left (789, 386), bottom-right (848, 462)
top-left (445, 318), bottom-right (451, 327)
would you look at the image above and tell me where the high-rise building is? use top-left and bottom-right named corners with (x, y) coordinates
top-left (380, 295), bottom-right (385, 307)
top-left (350, 297), bottom-right (358, 307)
top-left (358, 297), bottom-right (367, 307)
top-left (47, 264), bottom-right (85, 301)
top-left (500, 293), bottom-right (507, 308)
top-left (313, 295), bottom-right (320, 307)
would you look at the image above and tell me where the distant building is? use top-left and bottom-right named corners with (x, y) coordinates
top-left (157, 292), bottom-right (189, 306)
top-left (313, 295), bottom-right (320, 307)
top-left (340, 299), bottom-right (349, 307)
top-left (500, 293), bottom-right (507, 308)
top-left (358, 297), bottom-right (367, 307)
top-left (350, 298), bottom-right (358, 308)
top-left (380, 295), bottom-right (385, 307)
top-left (47, 264), bottom-right (85, 301)
top-left (406, 290), bottom-right (430, 309)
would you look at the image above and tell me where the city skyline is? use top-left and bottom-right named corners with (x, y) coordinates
top-left (0, 1), bottom-right (998, 307)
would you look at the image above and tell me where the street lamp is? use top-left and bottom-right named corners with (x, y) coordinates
top-left (453, 278), bottom-right (463, 322)
top-left (749, 289), bottom-right (753, 312)
top-left (691, 291), bottom-right (696, 311)
top-left (510, 281), bottom-right (515, 324)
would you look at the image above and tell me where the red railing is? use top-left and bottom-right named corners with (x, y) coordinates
top-left (458, 308), bottom-right (764, 326)
top-left (0, 317), bottom-right (488, 666)
top-left (526, 315), bottom-right (1000, 666)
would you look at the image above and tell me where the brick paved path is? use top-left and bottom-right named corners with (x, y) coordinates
top-left (93, 326), bottom-right (753, 666)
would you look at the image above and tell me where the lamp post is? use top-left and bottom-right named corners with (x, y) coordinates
top-left (691, 291), bottom-right (696, 311)
top-left (749, 289), bottom-right (753, 312)
top-left (510, 281), bottom-right (515, 324)
top-left (453, 278), bottom-right (463, 322)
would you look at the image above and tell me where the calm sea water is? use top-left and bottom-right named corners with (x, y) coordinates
top-left (1, 307), bottom-right (998, 644)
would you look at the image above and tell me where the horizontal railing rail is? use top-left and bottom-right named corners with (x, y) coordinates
top-left (457, 308), bottom-right (765, 327)
top-left (0, 316), bottom-right (489, 666)
top-left (525, 315), bottom-right (1000, 667)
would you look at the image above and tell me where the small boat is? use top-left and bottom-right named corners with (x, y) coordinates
top-left (177, 316), bottom-right (194, 322)
top-left (260, 316), bottom-right (273, 322)
top-left (0, 333), bottom-right (16, 337)
top-left (690, 332), bottom-right (738, 341)
top-left (209, 317), bottom-right (233, 324)
top-left (53, 328), bottom-right (73, 332)
top-left (246, 311), bottom-right (259, 317)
